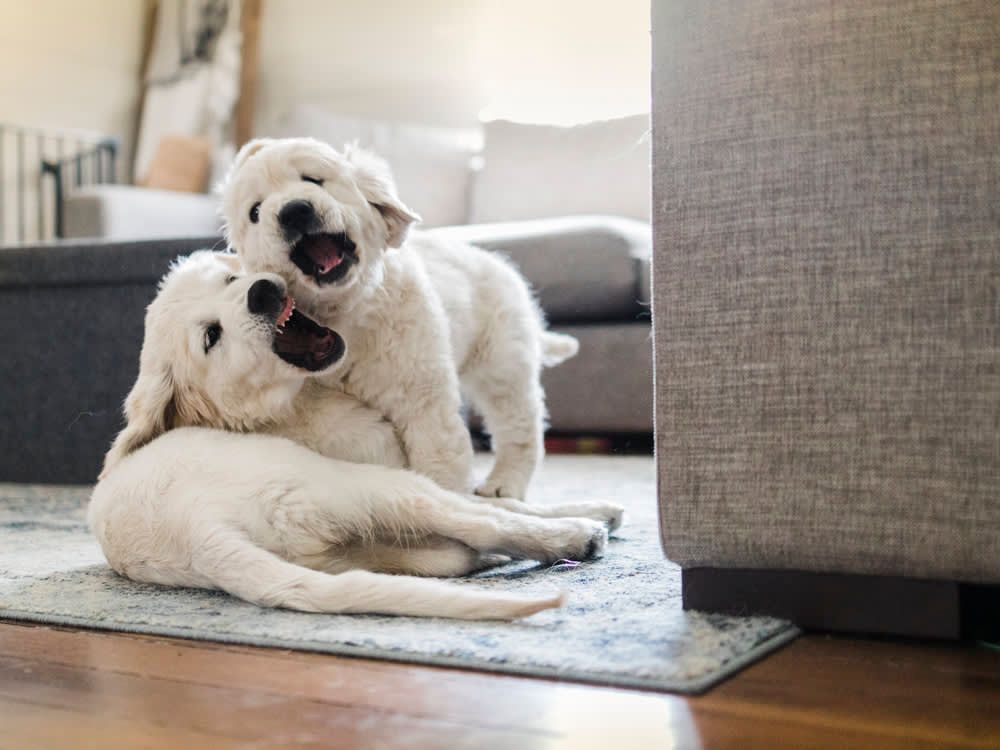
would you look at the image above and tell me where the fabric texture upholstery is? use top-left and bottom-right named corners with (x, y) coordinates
top-left (653, 0), bottom-right (1000, 583)
top-left (0, 237), bottom-right (220, 484)
top-left (544, 323), bottom-right (652, 433)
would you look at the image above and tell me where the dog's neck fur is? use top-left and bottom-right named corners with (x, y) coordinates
top-left (256, 379), bottom-right (407, 468)
top-left (175, 377), bottom-right (303, 436)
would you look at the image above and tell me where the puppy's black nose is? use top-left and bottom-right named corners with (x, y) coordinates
top-left (278, 199), bottom-right (319, 235)
top-left (247, 279), bottom-right (284, 315)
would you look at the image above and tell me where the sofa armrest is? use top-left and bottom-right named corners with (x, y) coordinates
top-left (0, 237), bottom-right (225, 483)
top-left (64, 185), bottom-right (222, 240)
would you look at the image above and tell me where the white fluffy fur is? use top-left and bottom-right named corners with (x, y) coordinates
top-left (91, 253), bottom-right (623, 620)
top-left (220, 137), bottom-right (578, 499)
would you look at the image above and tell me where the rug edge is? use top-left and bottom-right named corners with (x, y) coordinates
top-left (0, 606), bottom-right (799, 694)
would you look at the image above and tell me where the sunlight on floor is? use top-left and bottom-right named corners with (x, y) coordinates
top-left (536, 686), bottom-right (701, 749)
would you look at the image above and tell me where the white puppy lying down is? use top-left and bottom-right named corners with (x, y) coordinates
top-left (90, 252), bottom-right (623, 620)
top-left (221, 137), bottom-right (577, 499)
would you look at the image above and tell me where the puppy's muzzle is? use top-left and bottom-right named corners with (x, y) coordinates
top-left (278, 199), bottom-right (321, 240)
top-left (248, 275), bottom-right (346, 372)
top-left (247, 278), bottom-right (286, 317)
top-left (278, 199), bottom-right (358, 286)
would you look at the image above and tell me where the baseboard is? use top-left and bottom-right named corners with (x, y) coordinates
top-left (682, 568), bottom-right (1000, 640)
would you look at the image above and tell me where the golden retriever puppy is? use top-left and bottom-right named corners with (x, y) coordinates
top-left (91, 252), bottom-right (622, 620)
top-left (220, 138), bottom-right (578, 499)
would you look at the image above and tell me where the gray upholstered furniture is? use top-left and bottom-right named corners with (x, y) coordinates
top-left (652, 1), bottom-right (999, 637)
top-left (0, 216), bottom-right (651, 484)
top-left (64, 185), bottom-right (222, 241)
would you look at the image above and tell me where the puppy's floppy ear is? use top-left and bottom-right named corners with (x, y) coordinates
top-left (215, 252), bottom-right (242, 273)
top-left (343, 144), bottom-right (421, 248)
top-left (99, 363), bottom-right (177, 480)
top-left (230, 138), bottom-right (274, 174)
top-left (217, 138), bottom-right (274, 200)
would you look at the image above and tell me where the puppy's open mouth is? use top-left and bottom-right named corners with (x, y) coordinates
top-left (289, 232), bottom-right (357, 286)
top-left (272, 296), bottom-right (345, 371)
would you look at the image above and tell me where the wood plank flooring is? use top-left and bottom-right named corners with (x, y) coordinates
top-left (0, 621), bottom-right (998, 749)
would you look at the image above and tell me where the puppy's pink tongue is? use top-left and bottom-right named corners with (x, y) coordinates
top-left (316, 252), bottom-right (343, 274)
top-left (303, 236), bottom-right (343, 275)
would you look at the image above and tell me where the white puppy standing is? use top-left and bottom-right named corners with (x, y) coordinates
top-left (92, 252), bottom-right (623, 620)
top-left (221, 138), bottom-right (576, 499)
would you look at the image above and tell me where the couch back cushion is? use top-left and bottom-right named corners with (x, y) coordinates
top-left (470, 115), bottom-right (651, 224)
top-left (268, 106), bottom-right (481, 227)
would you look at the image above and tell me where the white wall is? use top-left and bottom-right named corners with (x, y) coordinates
top-left (0, 0), bottom-right (149, 242)
top-left (256, 0), bottom-right (649, 133)
top-left (473, 0), bottom-right (651, 125)
top-left (0, 0), bottom-right (149, 156)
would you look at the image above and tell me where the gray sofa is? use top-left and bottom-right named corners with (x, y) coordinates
top-left (652, 0), bottom-right (999, 638)
top-left (0, 216), bottom-right (651, 484)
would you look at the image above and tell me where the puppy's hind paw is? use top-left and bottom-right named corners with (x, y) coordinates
top-left (475, 477), bottom-right (527, 501)
top-left (548, 519), bottom-right (607, 563)
top-left (597, 503), bottom-right (625, 533)
top-left (544, 500), bottom-right (626, 532)
top-left (474, 482), bottom-right (504, 498)
top-left (473, 553), bottom-right (511, 571)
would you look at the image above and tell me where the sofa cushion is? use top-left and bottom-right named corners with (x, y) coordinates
top-left (64, 185), bottom-right (221, 241)
top-left (543, 323), bottom-right (653, 433)
top-left (429, 216), bottom-right (651, 323)
top-left (470, 115), bottom-right (651, 224)
top-left (268, 106), bottom-right (481, 228)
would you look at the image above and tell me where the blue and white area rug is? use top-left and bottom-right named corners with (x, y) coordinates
top-left (0, 455), bottom-right (797, 693)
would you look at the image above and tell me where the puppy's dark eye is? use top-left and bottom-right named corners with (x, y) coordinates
top-left (204, 323), bottom-right (222, 353)
top-left (302, 176), bottom-right (323, 186)
top-left (225, 274), bottom-right (237, 285)
top-left (249, 202), bottom-right (261, 223)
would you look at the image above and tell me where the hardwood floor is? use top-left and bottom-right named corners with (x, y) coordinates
top-left (0, 621), bottom-right (998, 749)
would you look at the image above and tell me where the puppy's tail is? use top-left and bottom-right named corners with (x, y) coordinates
top-left (197, 533), bottom-right (564, 620)
top-left (540, 332), bottom-right (579, 367)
